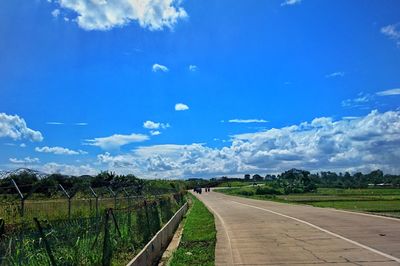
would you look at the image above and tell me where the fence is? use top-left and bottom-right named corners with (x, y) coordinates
top-left (0, 192), bottom-right (186, 266)
top-left (0, 180), bottom-right (180, 225)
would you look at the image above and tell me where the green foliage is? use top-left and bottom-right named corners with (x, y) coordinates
top-left (255, 186), bottom-right (282, 195)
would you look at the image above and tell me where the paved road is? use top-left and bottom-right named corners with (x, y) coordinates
top-left (193, 190), bottom-right (400, 266)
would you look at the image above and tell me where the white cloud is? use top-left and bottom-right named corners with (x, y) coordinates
top-left (341, 92), bottom-right (373, 108)
top-left (54, 0), bottom-right (187, 31)
top-left (40, 162), bottom-right (98, 176)
top-left (35, 146), bottom-right (87, 155)
top-left (10, 157), bottom-right (40, 164)
top-left (175, 103), bottom-right (189, 111)
top-left (0, 113), bottom-right (43, 142)
top-left (75, 122), bottom-right (88, 126)
top-left (143, 120), bottom-right (170, 129)
top-left (51, 9), bottom-right (60, 18)
top-left (281, 0), bottom-right (301, 6)
top-left (381, 23), bottom-right (400, 47)
top-left (376, 88), bottom-right (400, 96)
top-left (227, 119), bottom-right (268, 123)
top-left (20, 143), bottom-right (26, 148)
top-left (96, 110), bottom-right (400, 178)
top-left (325, 72), bottom-right (345, 78)
top-left (189, 65), bottom-right (197, 72)
top-left (46, 122), bottom-right (64, 125)
top-left (150, 130), bottom-right (161, 136)
top-left (85, 133), bottom-right (149, 150)
top-left (152, 63), bottom-right (169, 72)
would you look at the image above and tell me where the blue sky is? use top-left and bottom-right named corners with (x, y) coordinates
top-left (1, 0), bottom-right (400, 178)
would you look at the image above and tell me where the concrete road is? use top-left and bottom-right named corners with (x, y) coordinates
top-left (193, 190), bottom-right (400, 266)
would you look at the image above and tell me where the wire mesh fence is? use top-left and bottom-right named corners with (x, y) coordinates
top-left (0, 192), bottom-right (186, 266)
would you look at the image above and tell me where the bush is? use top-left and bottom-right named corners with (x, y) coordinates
top-left (255, 187), bottom-right (281, 195)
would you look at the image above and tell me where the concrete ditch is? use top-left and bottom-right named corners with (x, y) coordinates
top-left (127, 202), bottom-right (189, 266)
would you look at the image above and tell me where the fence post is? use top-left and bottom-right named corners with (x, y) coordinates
top-left (90, 187), bottom-right (99, 218)
top-left (102, 209), bottom-right (112, 266)
top-left (11, 179), bottom-right (25, 217)
top-left (122, 188), bottom-right (132, 235)
top-left (33, 218), bottom-right (57, 266)
top-left (0, 218), bottom-right (4, 236)
top-left (107, 187), bottom-right (117, 210)
top-left (58, 184), bottom-right (71, 219)
top-left (110, 209), bottom-right (121, 237)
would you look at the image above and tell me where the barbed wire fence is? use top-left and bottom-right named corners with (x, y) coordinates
top-left (0, 179), bottom-right (186, 266)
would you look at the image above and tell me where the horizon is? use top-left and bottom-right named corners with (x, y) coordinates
top-left (1, 0), bottom-right (400, 179)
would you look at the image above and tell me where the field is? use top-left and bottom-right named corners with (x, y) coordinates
top-left (169, 195), bottom-right (216, 266)
top-left (217, 186), bottom-right (400, 218)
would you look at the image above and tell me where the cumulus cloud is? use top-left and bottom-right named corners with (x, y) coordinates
top-left (189, 65), bottom-right (197, 72)
top-left (143, 120), bottom-right (170, 129)
top-left (96, 110), bottom-right (400, 178)
top-left (150, 130), bottom-right (161, 136)
top-left (51, 9), bottom-right (60, 18)
top-left (325, 72), bottom-right (345, 78)
top-left (175, 103), bottom-right (189, 111)
top-left (152, 63), bottom-right (169, 72)
top-left (0, 113), bottom-right (43, 142)
top-left (35, 146), bottom-right (87, 155)
top-left (381, 23), bottom-right (400, 47)
top-left (227, 119), bottom-right (268, 123)
top-left (9, 157), bottom-right (40, 164)
top-left (281, 0), bottom-right (301, 6)
top-left (85, 133), bottom-right (149, 150)
top-left (376, 88), bottom-right (400, 96)
top-left (54, 0), bottom-right (187, 31)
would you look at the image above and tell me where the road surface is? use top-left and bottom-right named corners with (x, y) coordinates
top-left (194, 190), bottom-right (400, 265)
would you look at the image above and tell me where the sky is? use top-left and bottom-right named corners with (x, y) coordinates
top-left (1, 0), bottom-right (400, 178)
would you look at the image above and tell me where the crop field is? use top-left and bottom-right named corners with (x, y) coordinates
top-left (217, 186), bottom-right (400, 218)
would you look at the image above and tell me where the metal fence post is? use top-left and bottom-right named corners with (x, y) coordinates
top-left (90, 187), bottom-right (99, 218)
top-left (102, 209), bottom-right (112, 266)
top-left (58, 184), bottom-right (71, 219)
top-left (11, 179), bottom-right (25, 218)
top-left (33, 218), bottom-right (57, 266)
top-left (122, 188), bottom-right (132, 235)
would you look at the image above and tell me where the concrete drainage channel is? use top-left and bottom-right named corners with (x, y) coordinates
top-left (127, 202), bottom-right (189, 266)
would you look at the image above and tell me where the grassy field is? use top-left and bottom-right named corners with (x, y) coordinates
top-left (216, 186), bottom-right (400, 218)
top-left (169, 195), bottom-right (216, 266)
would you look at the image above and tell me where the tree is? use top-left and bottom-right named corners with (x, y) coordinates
top-left (252, 174), bottom-right (264, 181)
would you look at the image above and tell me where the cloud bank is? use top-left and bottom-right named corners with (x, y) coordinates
top-left (97, 110), bottom-right (400, 178)
top-left (55, 0), bottom-right (187, 31)
top-left (35, 146), bottom-right (87, 155)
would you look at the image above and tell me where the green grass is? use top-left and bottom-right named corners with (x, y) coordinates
top-left (216, 187), bottom-right (400, 218)
top-left (169, 195), bottom-right (216, 266)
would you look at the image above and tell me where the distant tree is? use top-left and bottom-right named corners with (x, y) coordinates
top-left (244, 174), bottom-right (251, 181)
top-left (252, 174), bottom-right (264, 181)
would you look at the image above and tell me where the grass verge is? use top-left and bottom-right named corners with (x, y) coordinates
top-left (169, 195), bottom-right (216, 266)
